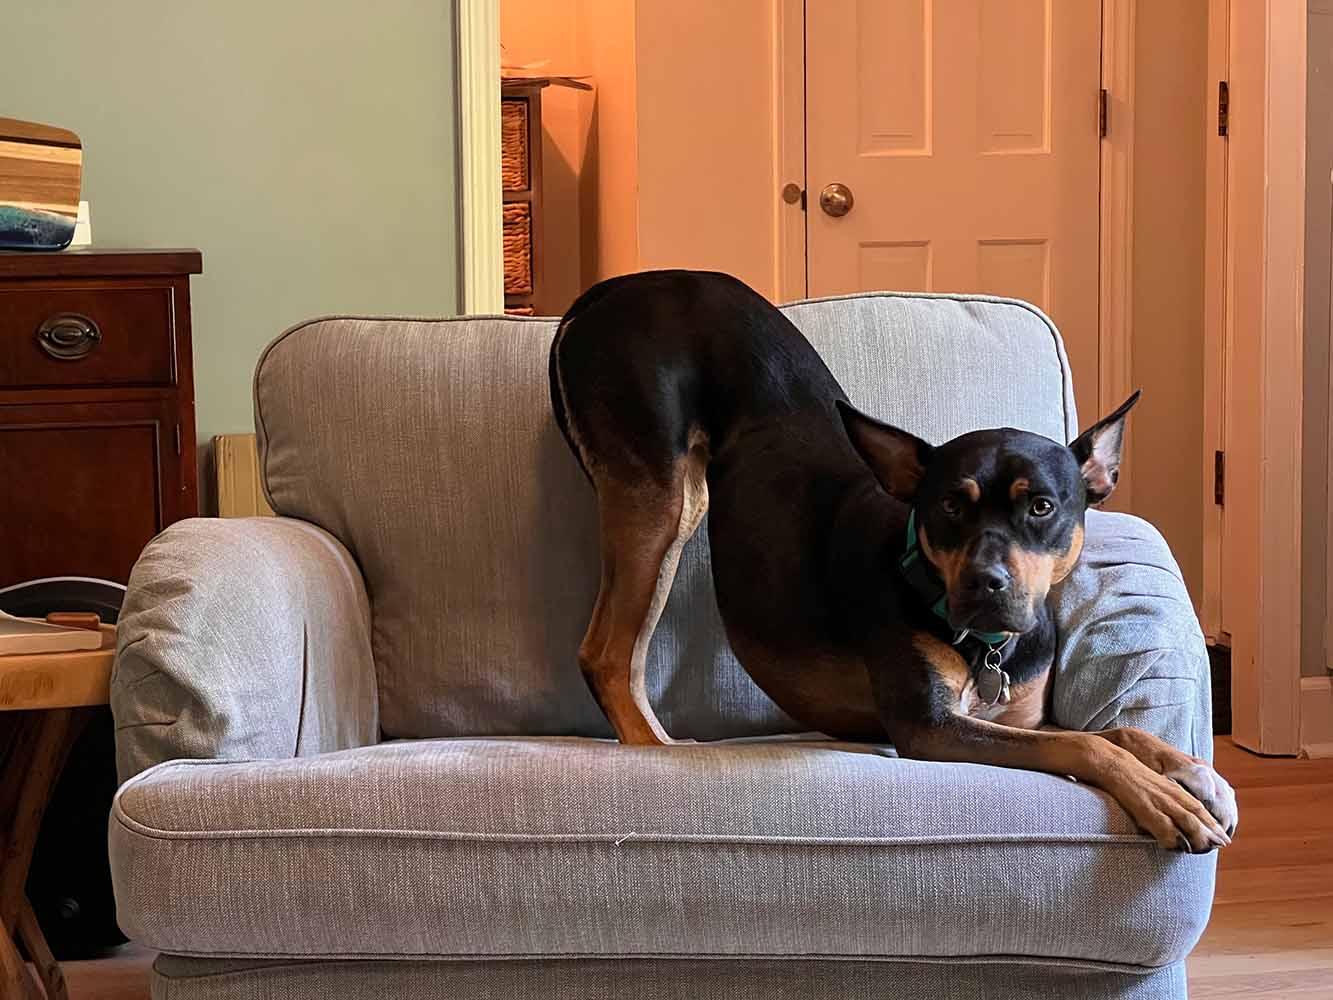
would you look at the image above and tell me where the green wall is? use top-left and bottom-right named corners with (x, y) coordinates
top-left (5, 2), bottom-right (459, 503)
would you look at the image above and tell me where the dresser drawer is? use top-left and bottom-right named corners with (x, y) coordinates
top-left (503, 202), bottom-right (533, 296)
top-left (0, 282), bottom-right (177, 389)
top-left (501, 98), bottom-right (530, 191)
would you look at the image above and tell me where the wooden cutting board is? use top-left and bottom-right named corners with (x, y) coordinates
top-left (0, 116), bottom-right (83, 251)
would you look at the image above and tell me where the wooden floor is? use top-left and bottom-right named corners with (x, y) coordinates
top-left (1186, 738), bottom-right (1333, 998)
top-left (46, 738), bottom-right (1333, 999)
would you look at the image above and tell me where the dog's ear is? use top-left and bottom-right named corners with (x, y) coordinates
top-left (837, 400), bottom-right (934, 502)
top-left (1069, 390), bottom-right (1140, 505)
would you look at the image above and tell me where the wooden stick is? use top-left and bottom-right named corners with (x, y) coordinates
top-left (17, 897), bottom-right (66, 1000)
top-left (0, 709), bottom-right (76, 934)
top-left (0, 926), bottom-right (38, 1000)
top-left (0, 714), bottom-right (38, 830)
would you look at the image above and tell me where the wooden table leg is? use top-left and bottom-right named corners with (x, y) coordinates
top-left (0, 708), bottom-right (88, 999)
top-left (17, 899), bottom-right (65, 1000)
top-left (0, 925), bottom-right (40, 1000)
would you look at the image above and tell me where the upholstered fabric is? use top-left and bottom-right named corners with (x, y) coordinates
top-left (253, 296), bottom-right (1074, 740)
top-left (255, 315), bottom-right (613, 741)
top-left (1051, 511), bottom-right (1214, 762)
top-left (782, 291), bottom-right (1078, 443)
top-left (112, 517), bottom-right (378, 781)
top-left (111, 737), bottom-right (1215, 966)
top-left (149, 955), bottom-right (1188, 1000)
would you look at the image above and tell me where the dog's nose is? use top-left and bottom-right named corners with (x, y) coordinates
top-left (965, 565), bottom-right (1011, 594)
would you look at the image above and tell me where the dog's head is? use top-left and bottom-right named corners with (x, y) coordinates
top-left (838, 393), bottom-right (1140, 635)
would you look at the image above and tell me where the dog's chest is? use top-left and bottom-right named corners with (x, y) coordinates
top-left (958, 665), bottom-right (1052, 728)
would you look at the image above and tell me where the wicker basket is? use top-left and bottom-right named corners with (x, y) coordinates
top-left (501, 100), bottom-right (529, 191)
top-left (503, 202), bottom-right (533, 296)
top-left (505, 305), bottom-right (536, 316)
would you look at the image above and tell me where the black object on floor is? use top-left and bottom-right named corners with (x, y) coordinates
top-left (0, 577), bottom-right (128, 960)
top-left (1207, 644), bottom-right (1232, 736)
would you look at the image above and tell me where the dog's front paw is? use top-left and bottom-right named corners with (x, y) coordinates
top-left (1165, 758), bottom-right (1238, 838)
top-left (1117, 768), bottom-right (1233, 853)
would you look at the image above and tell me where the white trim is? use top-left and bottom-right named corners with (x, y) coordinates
top-left (1301, 675), bottom-right (1333, 757)
top-left (1098, 0), bottom-right (1135, 495)
top-left (1225, 0), bottom-right (1306, 756)
top-left (456, 0), bottom-right (503, 315)
top-left (774, 0), bottom-right (807, 303)
top-left (1201, 0), bottom-right (1229, 642)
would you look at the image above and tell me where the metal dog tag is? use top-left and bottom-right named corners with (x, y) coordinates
top-left (976, 648), bottom-right (1012, 707)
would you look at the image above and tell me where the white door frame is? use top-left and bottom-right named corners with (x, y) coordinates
top-left (1206, 0), bottom-right (1307, 755)
top-left (456, 0), bottom-right (503, 315)
top-left (780, 2), bottom-right (1136, 432)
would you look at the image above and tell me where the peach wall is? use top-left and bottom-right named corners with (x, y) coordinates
top-left (577, 0), bottom-right (640, 284)
top-left (501, 0), bottom-right (637, 313)
top-left (503, 0), bottom-right (785, 309)
top-left (500, 2), bottom-right (588, 313)
top-left (634, 1), bottom-right (780, 300)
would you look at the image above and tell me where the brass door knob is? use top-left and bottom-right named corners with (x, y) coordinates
top-left (819, 182), bottom-right (854, 218)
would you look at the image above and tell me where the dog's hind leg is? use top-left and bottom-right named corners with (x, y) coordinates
top-left (579, 441), bottom-right (709, 746)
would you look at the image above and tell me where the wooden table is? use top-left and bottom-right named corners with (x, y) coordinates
top-left (0, 625), bottom-right (115, 1000)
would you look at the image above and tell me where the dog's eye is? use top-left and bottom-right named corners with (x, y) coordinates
top-left (1029, 497), bottom-right (1055, 518)
top-left (940, 496), bottom-right (963, 518)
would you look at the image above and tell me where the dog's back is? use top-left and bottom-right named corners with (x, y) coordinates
top-left (550, 270), bottom-right (848, 480)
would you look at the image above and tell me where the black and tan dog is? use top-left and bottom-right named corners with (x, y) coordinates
top-left (550, 270), bottom-right (1237, 852)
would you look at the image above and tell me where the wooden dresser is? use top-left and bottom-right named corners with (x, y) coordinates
top-left (0, 248), bottom-right (202, 589)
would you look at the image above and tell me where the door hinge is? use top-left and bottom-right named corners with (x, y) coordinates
top-left (174, 423), bottom-right (182, 456)
top-left (1214, 450), bottom-right (1225, 505)
top-left (1099, 88), bottom-right (1109, 138)
top-left (1217, 80), bottom-right (1229, 137)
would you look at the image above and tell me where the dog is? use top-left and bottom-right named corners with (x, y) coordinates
top-left (550, 269), bottom-right (1237, 853)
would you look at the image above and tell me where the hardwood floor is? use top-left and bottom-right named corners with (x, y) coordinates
top-left (1186, 737), bottom-right (1333, 998)
top-left (45, 738), bottom-right (1333, 999)
top-left (63, 945), bottom-right (152, 1000)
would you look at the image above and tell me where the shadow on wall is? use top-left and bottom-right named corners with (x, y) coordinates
top-left (575, 98), bottom-right (601, 316)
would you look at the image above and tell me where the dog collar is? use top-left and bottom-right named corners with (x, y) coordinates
top-left (898, 510), bottom-right (1009, 647)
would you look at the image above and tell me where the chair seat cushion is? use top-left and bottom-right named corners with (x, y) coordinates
top-left (110, 737), bottom-right (1213, 968)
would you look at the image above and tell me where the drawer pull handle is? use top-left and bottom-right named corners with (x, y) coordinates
top-left (36, 313), bottom-right (102, 360)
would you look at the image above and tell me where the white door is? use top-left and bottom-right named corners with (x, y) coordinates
top-left (806, 0), bottom-right (1104, 418)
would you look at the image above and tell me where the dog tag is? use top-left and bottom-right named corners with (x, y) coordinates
top-left (976, 646), bottom-right (1012, 707)
top-left (976, 665), bottom-right (1010, 706)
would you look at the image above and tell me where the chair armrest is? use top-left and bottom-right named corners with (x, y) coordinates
top-left (1048, 510), bottom-right (1213, 762)
top-left (112, 517), bottom-right (378, 781)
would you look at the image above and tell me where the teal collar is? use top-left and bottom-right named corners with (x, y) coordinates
top-left (898, 509), bottom-right (1009, 647)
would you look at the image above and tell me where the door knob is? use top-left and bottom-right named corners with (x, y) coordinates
top-left (819, 183), bottom-right (854, 218)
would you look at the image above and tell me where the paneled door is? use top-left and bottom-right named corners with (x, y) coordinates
top-left (806, 0), bottom-right (1103, 418)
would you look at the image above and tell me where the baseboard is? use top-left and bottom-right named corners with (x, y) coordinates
top-left (1300, 675), bottom-right (1333, 757)
top-left (213, 433), bottom-right (274, 518)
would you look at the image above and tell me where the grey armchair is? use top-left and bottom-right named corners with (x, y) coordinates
top-left (110, 293), bottom-right (1215, 999)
